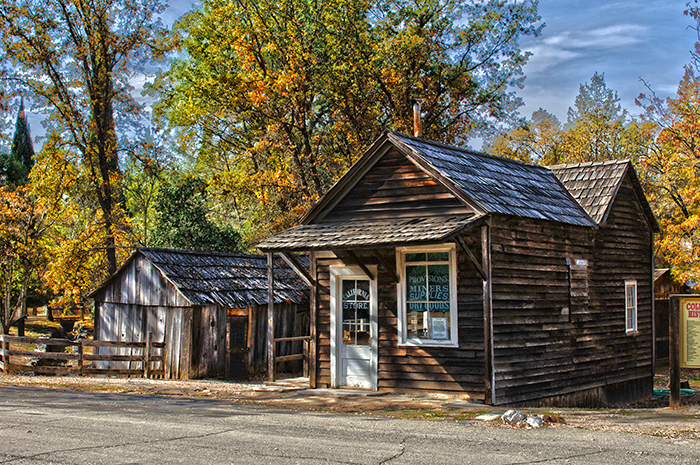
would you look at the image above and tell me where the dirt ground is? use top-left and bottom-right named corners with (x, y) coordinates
top-left (1, 372), bottom-right (699, 440)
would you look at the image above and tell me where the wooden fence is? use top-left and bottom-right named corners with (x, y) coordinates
top-left (0, 332), bottom-right (165, 378)
top-left (273, 335), bottom-right (311, 377)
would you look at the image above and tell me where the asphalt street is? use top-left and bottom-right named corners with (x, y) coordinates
top-left (0, 386), bottom-right (698, 464)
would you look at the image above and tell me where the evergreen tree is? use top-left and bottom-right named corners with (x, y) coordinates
top-left (0, 98), bottom-right (34, 186)
top-left (151, 175), bottom-right (242, 253)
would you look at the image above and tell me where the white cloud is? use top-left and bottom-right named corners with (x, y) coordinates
top-left (523, 23), bottom-right (648, 76)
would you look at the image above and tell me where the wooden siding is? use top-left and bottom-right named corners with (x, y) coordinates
top-left (489, 174), bottom-right (653, 405)
top-left (190, 305), bottom-right (227, 379)
top-left (93, 255), bottom-right (191, 308)
top-left (320, 149), bottom-right (473, 223)
top-left (96, 302), bottom-right (173, 376)
top-left (313, 237), bottom-right (486, 399)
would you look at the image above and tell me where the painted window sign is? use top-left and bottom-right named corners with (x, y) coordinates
top-left (405, 253), bottom-right (452, 340)
top-left (342, 279), bottom-right (370, 346)
top-left (681, 298), bottom-right (700, 368)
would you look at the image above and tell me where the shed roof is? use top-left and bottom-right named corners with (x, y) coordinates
top-left (92, 248), bottom-right (308, 308)
top-left (550, 159), bottom-right (659, 232)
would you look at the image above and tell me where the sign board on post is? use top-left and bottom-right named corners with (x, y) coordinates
top-left (681, 298), bottom-right (700, 368)
top-left (670, 295), bottom-right (700, 408)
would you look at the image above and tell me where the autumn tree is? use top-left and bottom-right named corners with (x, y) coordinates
top-left (154, 0), bottom-right (541, 242)
top-left (637, 68), bottom-right (700, 286)
top-left (629, 3), bottom-right (700, 286)
top-left (489, 73), bottom-right (653, 165)
top-left (0, 186), bottom-right (50, 334)
top-left (0, 0), bottom-right (173, 274)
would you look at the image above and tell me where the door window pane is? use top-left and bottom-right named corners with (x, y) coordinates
top-left (342, 279), bottom-right (370, 345)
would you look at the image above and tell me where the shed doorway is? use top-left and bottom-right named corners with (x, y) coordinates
top-left (331, 266), bottom-right (378, 389)
top-left (227, 315), bottom-right (248, 379)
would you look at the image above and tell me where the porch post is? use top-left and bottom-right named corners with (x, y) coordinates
top-left (267, 252), bottom-right (276, 382)
top-left (482, 221), bottom-right (494, 405)
top-left (309, 251), bottom-right (317, 388)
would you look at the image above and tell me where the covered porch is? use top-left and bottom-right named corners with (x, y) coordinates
top-left (260, 214), bottom-right (492, 401)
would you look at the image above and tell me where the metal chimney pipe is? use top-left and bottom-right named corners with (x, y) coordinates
top-left (413, 99), bottom-right (423, 137)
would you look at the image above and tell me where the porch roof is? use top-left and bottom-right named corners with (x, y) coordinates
top-left (257, 214), bottom-right (485, 252)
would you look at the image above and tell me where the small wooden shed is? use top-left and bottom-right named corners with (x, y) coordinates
top-left (90, 248), bottom-right (308, 379)
top-left (259, 131), bottom-right (658, 407)
top-left (653, 268), bottom-right (692, 363)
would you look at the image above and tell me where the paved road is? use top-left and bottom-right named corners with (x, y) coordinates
top-left (0, 386), bottom-right (698, 464)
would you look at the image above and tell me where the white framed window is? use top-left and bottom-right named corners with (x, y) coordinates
top-left (397, 245), bottom-right (458, 347)
top-left (625, 280), bottom-right (637, 333)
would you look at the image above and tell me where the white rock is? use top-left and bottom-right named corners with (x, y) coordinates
top-left (501, 410), bottom-right (526, 424)
top-left (526, 415), bottom-right (544, 428)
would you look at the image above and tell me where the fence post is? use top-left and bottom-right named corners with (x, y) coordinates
top-left (0, 335), bottom-right (6, 374)
top-left (144, 331), bottom-right (152, 379)
top-left (670, 296), bottom-right (681, 408)
top-left (78, 341), bottom-right (84, 376)
top-left (303, 339), bottom-right (309, 378)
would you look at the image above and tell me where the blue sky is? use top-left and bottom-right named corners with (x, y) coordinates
top-left (516, 0), bottom-right (696, 122)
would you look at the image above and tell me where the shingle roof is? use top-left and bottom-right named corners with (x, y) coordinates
top-left (387, 132), bottom-right (596, 227)
top-left (94, 248), bottom-right (308, 308)
top-left (549, 160), bottom-right (629, 224)
top-left (257, 214), bottom-right (484, 252)
top-left (550, 159), bottom-right (659, 231)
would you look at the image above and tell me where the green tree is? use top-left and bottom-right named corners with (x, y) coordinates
top-left (0, 0), bottom-right (174, 274)
top-left (486, 108), bottom-right (564, 164)
top-left (0, 98), bottom-right (34, 187)
top-left (151, 175), bottom-right (242, 253)
top-left (153, 0), bottom-right (541, 242)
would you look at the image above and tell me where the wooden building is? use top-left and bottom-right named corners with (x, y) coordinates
top-left (258, 131), bottom-right (659, 406)
top-left (653, 268), bottom-right (692, 363)
top-left (91, 248), bottom-right (308, 379)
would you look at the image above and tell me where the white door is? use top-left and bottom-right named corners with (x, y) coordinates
top-left (331, 267), bottom-right (378, 389)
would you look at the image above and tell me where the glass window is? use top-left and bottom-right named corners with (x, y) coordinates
top-left (625, 280), bottom-right (637, 333)
top-left (400, 247), bottom-right (456, 345)
top-left (342, 279), bottom-right (371, 345)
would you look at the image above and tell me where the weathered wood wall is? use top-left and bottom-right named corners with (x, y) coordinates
top-left (489, 175), bottom-right (653, 405)
top-left (313, 238), bottom-right (486, 399)
top-left (590, 176), bottom-right (653, 398)
top-left (311, 147), bottom-right (485, 397)
top-left (96, 303), bottom-right (186, 378)
top-left (320, 148), bottom-right (474, 223)
top-left (190, 305), bottom-right (227, 379)
top-left (247, 303), bottom-right (304, 375)
top-left (93, 256), bottom-right (189, 378)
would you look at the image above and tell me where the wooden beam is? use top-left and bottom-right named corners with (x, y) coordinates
top-left (309, 251), bottom-right (317, 388)
top-left (372, 251), bottom-right (398, 284)
top-left (279, 252), bottom-right (314, 287)
top-left (481, 223), bottom-right (494, 405)
top-left (454, 235), bottom-right (487, 281)
top-left (267, 252), bottom-right (276, 382)
top-left (345, 250), bottom-right (375, 280)
top-left (670, 295), bottom-right (680, 408)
